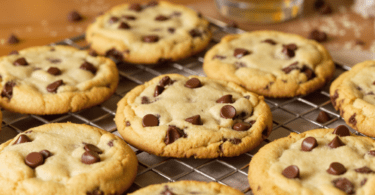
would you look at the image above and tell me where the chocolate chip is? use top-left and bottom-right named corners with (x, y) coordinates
top-left (67, 10), bottom-right (83, 22)
top-left (7, 34), bottom-right (19, 44)
top-left (282, 44), bottom-right (297, 58)
top-left (147, 1), bottom-right (159, 7)
top-left (234, 48), bottom-right (251, 59)
top-left (1, 81), bottom-right (16, 99)
top-left (282, 165), bottom-right (300, 179)
top-left (25, 152), bottom-right (44, 168)
top-left (333, 125), bottom-right (350, 137)
top-left (159, 76), bottom-right (174, 87)
top-left (168, 28), bottom-right (175, 34)
top-left (232, 122), bottom-right (251, 131)
top-left (86, 189), bottom-right (104, 195)
top-left (368, 150), bottom-right (375, 156)
top-left (47, 58), bottom-right (62, 64)
top-left (367, 91), bottom-right (374, 95)
top-left (88, 50), bottom-right (98, 57)
top-left (301, 66), bottom-right (315, 80)
top-left (122, 15), bottom-right (136, 20)
top-left (80, 61), bottom-right (97, 74)
top-left (226, 138), bottom-right (241, 145)
top-left (47, 80), bottom-right (63, 93)
top-left (108, 140), bottom-right (114, 147)
top-left (84, 144), bottom-right (102, 154)
top-left (216, 95), bottom-right (233, 103)
top-left (9, 50), bottom-right (19, 55)
top-left (189, 29), bottom-right (201, 37)
top-left (349, 113), bottom-right (357, 126)
top-left (316, 111), bottom-right (331, 123)
top-left (212, 55), bottom-right (226, 60)
top-left (161, 186), bottom-right (175, 195)
top-left (142, 35), bottom-right (159, 43)
top-left (355, 166), bottom-right (373, 174)
top-left (327, 162), bottom-right (346, 175)
top-left (318, 4), bottom-right (332, 14)
top-left (355, 39), bottom-right (365, 45)
top-left (185, 78), bottom-right (202, 88)
top-left (262, 127), bottom-right (268, 138)
top-left (164, 126), bottom-right (186, 145)
top-left (141, 96), bottom-right (149, 104)
top-left (47, 67), bottom-right (62, 76)
top-left (308, 29), bottom-right (327, 42)
top-left (105, 48), bottom-right (123, 61)
top-left (262, 39), bottom-right (277, 45)
top-left (129, 3), bottom-right (142, 12)
top-left (39, 150), bottom-right (52, 158)
top-left (328, 136), bottom-right (345, 148)
top-left (282, 62), bottom-right (299, 74)
top-left (331, 90), bottom-right (339, 107)
top-left (154, 85), bottom-right (164, 97)
top-left (301, 137), bottom-right (318, 151)
top-left (118, 22), bottom-right (130, 29)
top-left (314, 0), bottom-right (325, 9)
top-left (81, 151), bottom-right (100, 164)
top-left (264, 82), bottom-right (274, 90)
top-left (142, 114), bottom-right (159, 127)
top-left (332, 178), bottom-right (354, 194)
top-left (185, 115), bottom-right (202, 125)
top-left (220, 105), bottom-right (236, 119)
top-left (13, 134), bottom-right (30, 145)
top-left (126, 121), bottom-right (131, 126)
top-left (155, 15), bottom-right (169, 21)
top-left (13, 58), bottom-right (28, 66)
top-left (108, 16), bottom-right (119, 24)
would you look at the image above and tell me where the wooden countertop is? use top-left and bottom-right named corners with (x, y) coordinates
top-left (1, 0), bottom-right (374, 62)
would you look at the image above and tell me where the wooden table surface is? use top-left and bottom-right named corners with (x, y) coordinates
top-left (1, 0), bottom-right (374, 61)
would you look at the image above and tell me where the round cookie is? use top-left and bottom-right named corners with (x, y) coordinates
top-left (249, 125), bottom-right (375, 195)
top-left (203, 31), bottom-right (335, 98)
top-left (0, 45), bottom-right (119, 115)
top-left (330, 60), bottom-right (375, 137)
top-left (115, 74), bottom-right (272, 158)
top-left (0, 123), bottom-right (137, 195)
top-left (128, 180), bottom-right (244, 195)
top-left (86, 1), bottom-right (212, 64)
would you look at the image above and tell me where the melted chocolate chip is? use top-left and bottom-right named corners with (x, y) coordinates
top-left (81, 151), bottom-right (100, 164)
top-left (185, 78), bottom-right (202, 88)
top-left (80, 62), bottom-right (97, 74)
top-left (147, 1), bottom-right (159, 7)
top-left (282, 62), bottom-right (299, 74)
top-left (13, 58), bottom-right (28, 66)
top-left (282, 44), bottom-right (298, 58)
top-left (282, 165), bottom-right (300, 179)
top-left (142, 35), bottom-right (159, 43)
top-left (108, 140), bottom-right (114, 147)
top-left (216, 95), bottom-right (233, 103)
top-left (220, 105), bottom-right (236, 119)
top-left (189, 29), bottom-right (201, 37)
top-left (301, 66), bottom-right (315, 80)
top-left (185, 115), bottom-right (202, 125)
top-left (327, 162), bottom-right (346, 175)
top-left (67, 10), bottom-right (82, 22)
top-left (223, 138), bottom-right (242, 145)
top-left (316, 111), bottom-right (331, 123)
top-left (233, 48), bottom-right (251, 59)
top-left (122, 15), bottom-right (136, 20)
top-left (47, 67), bottom-right (62, 76)
top-left (108, 16), bottom-right (119, 24)
top-left (333, 125), bottom-right (350, 137)
top-left (332, 178), bottom-right (354, 194)
top-left (141, 96), bottom-right (149, 104)
top-left (13, 134), bottom-right (31, 145)
top-left (159, 76), bottom-right (174, 87)
top-left (84, 144), bottom-right (102, 154)
top-left (308, 29), bottom-right (327, 42)
top-left (118, 22), bottom-right (131, 29)
top-left (164, 126), bottom-right (186, 145)
top-left (1, 81), bottom-right (16, 99)
top-left (154, 85), bottom-right (164, 97)
top-left (355, 166), bottom-right (373, 174)
top-left (46, 80), bottom-right (63, 93)
top-left (331, 90), bottom-right (339, 107)
top-left (25, 152), bottom-right (44, 168)
top-left (301, 137), bottom-right (318, 151)
top-left (349, 113), bottom-right (357, 126)
top-left (262, 39), bottom-right (277, 45)
top-left (39, 150), bottom-right (52, 158)
top-left (155, 15), bottom-right (169, 21)
top-left (126, 121), bottom-right (131, 126)
top-left (232, 122), bottom-right (251, 131)
top-left (328, 136), bottom-right (345, 148)
top-left (105, 48), bottom-right (123, 61)
top-left (142, 114), bottom-right (159, 127)
top-left (168, 28), bottom-right (175, 33)
top-left (9, 50), bottom-right (19, 55)
top-left (7, 34), bottom-right (19, 44)
top-left (129, 3), bottom-right (142, 12)
top-left (88, 50), bottom-right (98, 57)
top-left (212, 55), bottom-right (226, 60)
top-left (361, 178), bottom-right (367, 186)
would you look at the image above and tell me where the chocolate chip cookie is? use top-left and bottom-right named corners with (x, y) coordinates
top-left (115, 74), bottom-right (272, 158)
top-left (86, 1), bottom-right (212, 64)
top-left (0, 45), bottom-right (119, 115)
top-left (330, 60), bottom-right (375, 137)
top-left (249, 125), bottom-right (375, 194)
top-left (0, 123), bottom-right (137, 195)
top-left (128, 180), bottom-right (244, 195)
top-left (203, 31), bottom-right (335, 98)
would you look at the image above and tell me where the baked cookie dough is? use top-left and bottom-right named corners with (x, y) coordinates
top-left (115, 74), bottom-right (272, 158)
top-left (249, 125), bottom-right (375, 195)
top-left (0, 45), bottom-right (119, 115)
top-left (86, 1), bottom-right (212, 64)
top-left (0, 123), bottom-right (137, 195)
top-left (128, 180), bottom-right (244, 195)
top-left (203, 31), bottom-right (335, 98)
top-left (330, 60), bottom-right (375, 137)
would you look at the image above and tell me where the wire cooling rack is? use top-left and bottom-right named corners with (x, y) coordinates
top-left (0, 17), bottom-right (355, 195)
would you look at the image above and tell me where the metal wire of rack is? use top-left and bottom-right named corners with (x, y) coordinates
top-left (0, 17), bottom-right (355, 195)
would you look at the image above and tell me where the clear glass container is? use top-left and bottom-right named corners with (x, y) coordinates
top-left (214, 0), bottom-right (305, 23)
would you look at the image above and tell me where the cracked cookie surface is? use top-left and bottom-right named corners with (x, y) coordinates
top-left (115, 74), bottom-right (272, 158)
top-left (330, 60), bottom-right (375, 137)
top-left (86, 1), bottom-right (211, 64)
top-left (0, 123), bottom-right (137, 195)
top-left (0, 45), bottom-right (118, 115)
top-left (203, 31), bottom-right (335, 98)
top-left (249, 126), bottom-right (375, 195)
